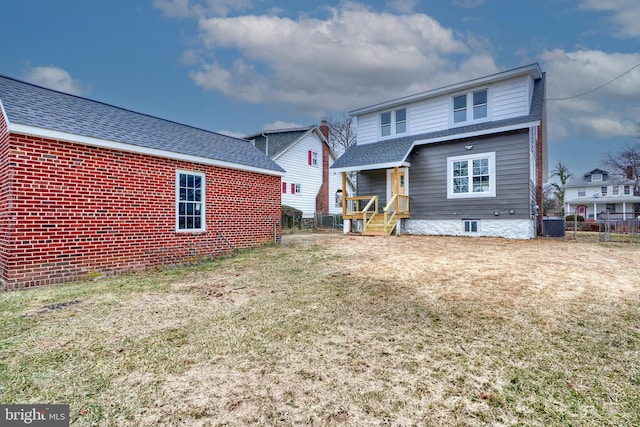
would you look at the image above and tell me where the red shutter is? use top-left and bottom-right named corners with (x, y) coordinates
top-left (291, 183), bottom-right (296, 194)
top-left (282, 182), bottom-right (286, 193)
top-left (308, 150), bottom-right (312, 165)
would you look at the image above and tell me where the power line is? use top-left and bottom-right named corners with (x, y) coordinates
top-left (547, 62), bottom-right (640, 101)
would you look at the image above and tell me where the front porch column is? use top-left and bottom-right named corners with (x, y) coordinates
top-left (623, 202), bottom-right (627, 220)
top-left (394, 166), bottom-right (399, 212)
top-left (593, 202), bottom-right (597, 220)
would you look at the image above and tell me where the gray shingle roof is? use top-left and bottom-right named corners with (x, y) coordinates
top-left (245, 127), bottom-right (314, 158)
top-left (0, 75), bottom-right (284, 174)
top-left (332, 73), bottom-right (546, 171)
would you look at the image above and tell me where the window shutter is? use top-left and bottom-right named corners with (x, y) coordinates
top-left (308, 150), bottom-right (312, 165)
top-left (291, 183), bottom-right (296, 194)
top-left (282, 182), bottom-right (286, 193)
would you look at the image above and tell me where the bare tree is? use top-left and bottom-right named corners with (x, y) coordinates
top-left (327, 112), bottom-right (357, 156)
top-left (549, 161), bottom-right (573, 215)
top-left (603, 141), bottom-right (640, 195)
top-left (542, 183), bottom-right (557, 216)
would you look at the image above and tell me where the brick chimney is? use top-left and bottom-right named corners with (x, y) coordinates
top-left (315, 120), bottom-right (330, 217)
top-left (319, 119), bottom-right (329, 141)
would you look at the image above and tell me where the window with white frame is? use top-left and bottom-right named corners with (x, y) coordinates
top-left (308, 151), bottom-right (318, 166)
top-left (447, 152), bottom-right (496, 198)
top-left (578, 188), bottom-right (586, 197)
top-left (591, 173), bottom-right (603, 182)
top-left (624, 185), bottom-right (631, 195)
top-left (380, 108), bottom-right (407, 137)
top-left (335, 189), bottom-right (343, 207)
top-left (295, 183), bottom-right (302, 194)
top-left (601, 186), bottom-right (607, 196)
top-left (612, 185), bottom-right (620, 196)
top-left (463, 220), bottom-right (479, 233)
top-left (453, 89), bottom-right (488, 124)
top-left (176, 171), bottom-right (205, 231)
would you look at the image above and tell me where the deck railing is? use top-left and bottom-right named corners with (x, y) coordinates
top-left (345, 195), bottom-right (378, 224)
top-left (383, 194), bottom-right (410, 234)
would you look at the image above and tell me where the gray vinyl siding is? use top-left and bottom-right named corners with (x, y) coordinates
top-left (355, 130), bottom-right (532, 219)
top-left (408, 130), bottom-right (531, 220)
top-left (357, 169), bottom-right (387, 208)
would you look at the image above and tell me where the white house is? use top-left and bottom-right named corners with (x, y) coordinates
top-left (246, 121), bottom-right (355, 225)
top-left (564, 168), bottom-right (640, 220)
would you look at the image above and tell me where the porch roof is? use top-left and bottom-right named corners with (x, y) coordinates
top-left (566, 196), bottom-right (640, 204)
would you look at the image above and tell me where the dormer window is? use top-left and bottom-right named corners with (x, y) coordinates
top-left (452, 89), bottom-right (488, 125)
top-left (591, 173), bottom-right (603, 182)
top-left (381, 108), bottom-right (407, 137)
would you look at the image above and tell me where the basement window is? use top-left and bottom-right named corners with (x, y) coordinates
top-left (463, 220), bottom-right (479, 233)
top-left (176, 171), bottom-right (205, 232)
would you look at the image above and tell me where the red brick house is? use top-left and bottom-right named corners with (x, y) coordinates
top-left (0, 75), bottom-right (285, 289)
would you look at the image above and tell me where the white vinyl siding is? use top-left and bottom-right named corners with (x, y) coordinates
top-left (354, 74), bottom-right (535, 143)
top-left (276, 133), bottom-right (324, 218)
top-left (492, 76), bottom-right (530, 120)
top-left (410, 96), bottom-right (449, 134)
top-left (356, 113), bottom-right (378, 145)
top-left (328, 155), bottom-right (354, 215)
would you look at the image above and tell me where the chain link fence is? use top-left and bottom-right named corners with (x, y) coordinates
top-left (565, 214), bottom-right (640, 243)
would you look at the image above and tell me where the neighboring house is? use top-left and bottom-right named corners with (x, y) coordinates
top-left (564, 168), bottom-right (640, 220)
top-left (0, 75), bottom-right (284, 289)
top-left (331, 63), bottom-right (547, 239)
top-left (246, 121), bottom-right (354, 226)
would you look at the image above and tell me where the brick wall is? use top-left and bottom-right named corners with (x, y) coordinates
top-left (0, 113), bottom-right (11, 283)
top-left (1, 133), bottom-right (282, 289)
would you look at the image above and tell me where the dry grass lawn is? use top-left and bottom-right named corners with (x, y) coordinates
top-left (1, 234), bottom-right (639, 426)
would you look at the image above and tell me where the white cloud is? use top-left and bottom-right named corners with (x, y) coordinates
top-left (217, 129), bottom-right (248, 139)
top-left (23, 66), bottom-right (87, 95)
top-left (452, 0), bottom-right (484, 9)
top-left (579, 0), bottom-right (640, 38)
top-left (181, 2), bottom-right (497, 117)
top-left (386, 0), bottom-right (418, 14)
top-left (154, 0), bottom-right (253, 18)
top-left (540, 49), bottom-right (640, 141)
top-left (263, 120), bottom-right (305, 131)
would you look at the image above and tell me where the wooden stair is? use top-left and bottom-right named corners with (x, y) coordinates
top-left (362, 215), bottom-right (398, 236)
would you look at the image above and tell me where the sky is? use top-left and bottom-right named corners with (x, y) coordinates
top-left (1, 0), bottom-right (639, 183)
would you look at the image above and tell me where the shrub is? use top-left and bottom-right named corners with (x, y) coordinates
top-left (565, 214), bottom-right (584, 222)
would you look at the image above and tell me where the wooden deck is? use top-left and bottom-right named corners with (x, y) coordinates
top-left (343, 195), bottom-right (410, 236)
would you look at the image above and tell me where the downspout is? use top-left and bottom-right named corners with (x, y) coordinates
top-left (261, 133), bottom-right (269, 157)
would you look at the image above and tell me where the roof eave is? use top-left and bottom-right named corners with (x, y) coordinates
top-left (9, 123), bottom-right (285, 177)
top-left (331, 160), bottom-right (411, 174)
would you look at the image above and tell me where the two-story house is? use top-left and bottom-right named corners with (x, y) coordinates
top-left (331, 63), bottom-right (547, 239)
top-left (247, 121), bottom-right (354, 227)
top-left (564, 168), bottom-right (640, 220)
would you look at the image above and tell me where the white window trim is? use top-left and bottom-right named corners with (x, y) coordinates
top-left (447, 152), bottom-right (496, 199)
top-left (450, 88), bottom-right (490, 127)
top-left (175, 170), bottom-right (206, 232)
top-left (312, 151), bottom-right (318, 166)
top-left (463, 220), bottom-right (479, 234)
top-left (379, 107), bottom-right (408, 139)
